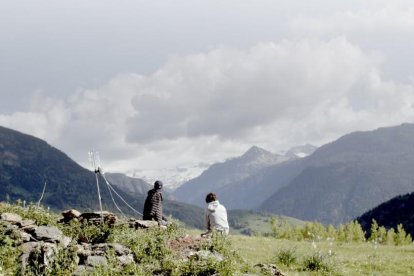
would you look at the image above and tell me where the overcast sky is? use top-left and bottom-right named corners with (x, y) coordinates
top-left (1, 0), bottom-right (414, 173)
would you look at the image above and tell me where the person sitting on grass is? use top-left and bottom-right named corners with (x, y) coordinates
top-left (202, 192), bottom-right (229, 237)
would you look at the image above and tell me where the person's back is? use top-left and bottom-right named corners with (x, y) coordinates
top-left (143, 180), bottom-right (164, 222)
top-left (204, 193), bottom-right (229, 235)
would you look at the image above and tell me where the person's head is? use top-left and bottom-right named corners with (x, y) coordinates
top-left (154, 180), bottom-right (163, 190)
top-left (205, 192), bottom-right (217, 203)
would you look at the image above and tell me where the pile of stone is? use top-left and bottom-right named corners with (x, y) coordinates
top-left (61, 209), bottom-right (159, 229)
top-left (60, 209), bottom-right (117, 226)
top-left (0, 212), bottom-right (135, 274)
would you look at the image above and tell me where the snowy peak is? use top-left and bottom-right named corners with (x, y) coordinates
top-left (242, 146), bottom-right (274, 158)
top-left (285, 144), bottom-right (317, 159)
top-left (239, 146), bottom-right (285, 167)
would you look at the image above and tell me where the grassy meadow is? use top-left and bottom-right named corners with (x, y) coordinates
top-left (230, 234), bottom-right (414, 275)
top-left (1, 202), bottom-right (414, 275)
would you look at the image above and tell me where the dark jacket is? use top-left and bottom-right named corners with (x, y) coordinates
top-left (143, 188), bottom-right (163, 222)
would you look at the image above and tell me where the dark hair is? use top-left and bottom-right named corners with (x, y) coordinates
top-left (154, 180), bottom-right (163, 189)
top-left (205, 192), bottom-right (217, 203)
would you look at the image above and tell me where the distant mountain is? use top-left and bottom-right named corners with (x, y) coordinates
top-left (0, 126), bottom-right (203, 228)
top-left (130, 162), bottom-right (209, 191)
top-left (357, 192), bottom-right (414, 237)
top-left (284, 144), bottom-right (317, 158)
top-left (261, 123), bottom-right (414, 225)
top-left (173, 146), bottom-right (290, 207)
top-left (104, 172), bottom-right (151, 196)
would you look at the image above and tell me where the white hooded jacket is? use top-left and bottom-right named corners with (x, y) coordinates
top-left (204, 200), bottom-right (229, 234)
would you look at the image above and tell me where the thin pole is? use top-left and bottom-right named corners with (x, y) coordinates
top-left (95, 171), bottom-right (104, 223)
top-left (37, 180), bottom-right (47, 208)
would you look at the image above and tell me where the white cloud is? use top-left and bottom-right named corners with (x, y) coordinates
top-left (290, 5), bottom-right (414, 35)
top-left (1, 37), bottom-right (414, 172)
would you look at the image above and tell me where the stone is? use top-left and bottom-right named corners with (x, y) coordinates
top-left (193, 250), bottom-right (224, 262)
top-left (1, 213), bottom-right (22, 223)
top-left (85, 255), bottom-right (108, 267)
top-left (21, 242), bottom-right (40, 254)
top-left (91, 243), bottom-right (108, 255)
top-left (109, 243), bottom-right (131, 255)
top-left (62, 209), bottom-right (81, 220)
top-left (117, 254), bottom-right (134, 266)
top-left (33, 226), bottom-right (64, 243)
top-left (62, 236), bottom-right (72, 247)
top-left (42, 243), bottom-right (57, 267)
top-left (254, 263), bottom-right (285, 276)
top-left (18, 230), bottom-right (32, 242)
top-left (134, 220), bottom-right (159, 229)
top-left (18, 219), bottom-right (35, 228)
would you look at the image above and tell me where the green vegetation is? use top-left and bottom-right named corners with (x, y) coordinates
top-left (1, 203), bottom-right (414, 275)
top-left (228, 210), bottom-right (305, 236)
top-left (0, 203), bottom-right (256, 275)
top-left (231, 235), bottom-right (414, 275)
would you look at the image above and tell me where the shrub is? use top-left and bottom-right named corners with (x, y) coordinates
top-left (302, 252), bottom-right (335, 273)
top-left (276, 247), bottom-right (297, 267)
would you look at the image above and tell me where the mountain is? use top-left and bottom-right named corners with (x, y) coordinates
top-left (261, 123), bottom-right (414, 225)
top-left (284, 144), bottom-right (317, 158)
top-left (129, 163), bottom-right (210, 191)
top-left (357, 192), bottom-right (414, 237)
top-left (104, 172), bottom-right (151, 196)
top-left (0, 126), bottom-right (204, 228)
top-left (173, 146), bottom-right (289, 207)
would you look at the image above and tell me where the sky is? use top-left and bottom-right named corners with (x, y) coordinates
top-left (1, 0), bottom-right (414, 174)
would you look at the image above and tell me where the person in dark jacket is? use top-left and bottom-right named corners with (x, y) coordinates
top-left (143, 180), bottom-right (166, 224)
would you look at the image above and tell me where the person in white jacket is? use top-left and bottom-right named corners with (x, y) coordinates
top-left (202, 193), bottom-right (229, 236)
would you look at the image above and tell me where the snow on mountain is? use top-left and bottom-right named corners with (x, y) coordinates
top-left (284, 144), bottom-right (317, 159)
top-left (128, 163), bottom-right (209, 191)
top-left (127, 144), bottom-right (317, 192)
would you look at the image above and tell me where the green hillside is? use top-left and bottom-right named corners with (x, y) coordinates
top-left (0, 126), bottom-right (204, 228)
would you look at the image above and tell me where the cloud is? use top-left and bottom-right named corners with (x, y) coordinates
top-left (289, 5), bottom-right (414, 35)
top-left (126, 37), bottom-right (382, 143)
top-left (1, 37), bottom-right (414, 171)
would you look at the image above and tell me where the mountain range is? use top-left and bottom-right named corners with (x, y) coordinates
top-left (173, 123), bottom-right (414, 226)
top-left (173, 145), bottom-right (316, 208)
top-left (4, 123), bottom-right (414, 229)
top-left (260, 123), bottom-right (414, 225)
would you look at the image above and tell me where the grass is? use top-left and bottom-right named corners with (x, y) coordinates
top-left (230, 235), bottom-right (414, 275)
top-left (2, 203), bottom-right (414, 275)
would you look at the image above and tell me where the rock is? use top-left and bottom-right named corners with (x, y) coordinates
top-left (193, 250), bottom-right (224, 262)
top-left (18, 230), bottom-right (33, 242)
top-left (18, 219), bottom-right (35, 228)
top-left (42, 243), bottom-right (57, 266)
top-left (21, 242), bottom-right (40, 254)
top-left (109, 243), bottom-right (131, 255)
top-left (117, 254), bottom-right (134, 266)
top-left (73, 265), bottom-right (94, 276)
top-left (62, 209), bottom-right (81, 220)
top-left (80, 211), bottom-right (117, 225)
top-left (254, 263), bottom-right (285, 276)
top-left (33, 226), bottom-right (64, 243)
top-left (19, 253), bottom-right (31, 270)
top-left (134, 220), bottom-right (159, 229)
top-left (91, 243), bottom-right (108, 256)
top-left (85, 255), bottom-right (108, 267)
top-left (1, 213), bottom-right (22, 223)
top-left (62, 236), bottom-right (72, 247)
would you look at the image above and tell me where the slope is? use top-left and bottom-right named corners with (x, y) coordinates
top-left (261, 123), bottom-right (414, 225)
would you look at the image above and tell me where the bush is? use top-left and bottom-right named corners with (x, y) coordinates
top-left (302, 252), bottom-right (335, 273)
top-left (276, 247), bottom-right (297, 267)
